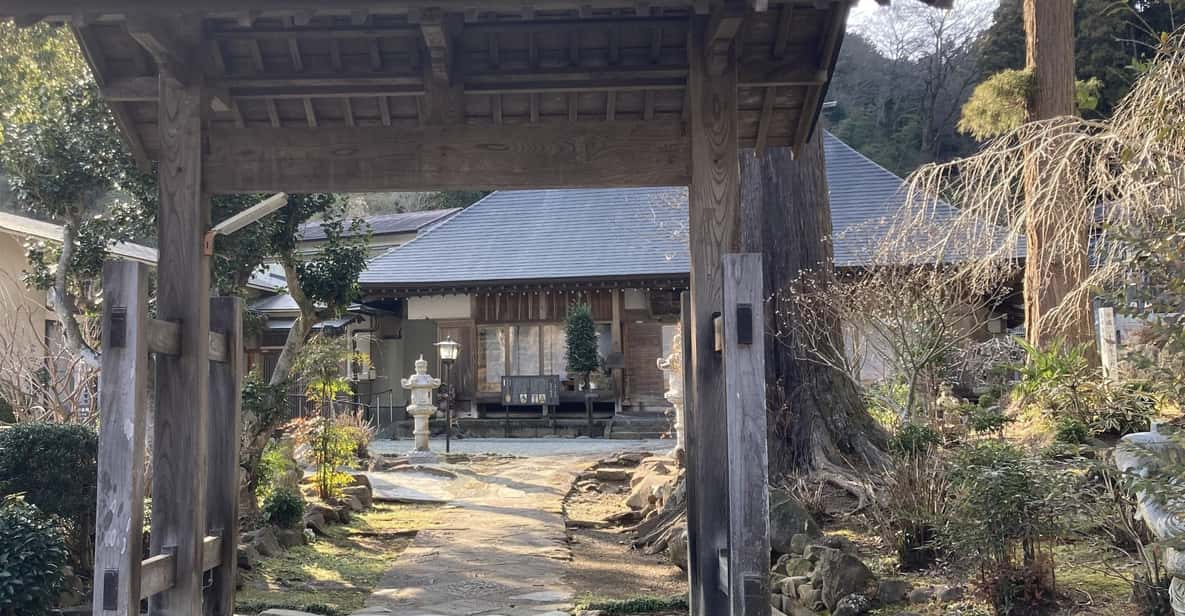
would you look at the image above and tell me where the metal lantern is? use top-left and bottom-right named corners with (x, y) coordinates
top-left (434, 335), bottom-right (461, 363)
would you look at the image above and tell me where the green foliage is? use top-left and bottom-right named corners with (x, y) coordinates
top-left (263, 486), bottom-right (306, 529)
top-left (242, 369), bottom-right (290, 438)
top-left (963, 403), bottom-right (1015, 436)
top-left (291, 336), bottom-right (368, 499)
top-left (889, 423), bottom-right (941, 457)
top-left (565, 304), bottom-right (599, 386)
top-left (572, 595), bottom-right (688, 614)
top-left (1053, 416), bottom-right (1090, 444)
top-left (422, 191), bottom-right (489, 210)
top-left (0, 495), bottom-right (69, 615)
top-left (0, 423), bottom-right (97, 568)
top-left (945, 441), bottom-right (1065, 614)
top-left (256, 438), bottom-right (300, 502)
top-left (0, 22), bottom-right (88, 144)
top-left (958, 69), bottom-right (1033, 140)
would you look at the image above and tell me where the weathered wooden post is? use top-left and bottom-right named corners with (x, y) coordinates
top-left (93, 261), bottom-right (151, 615)
top-left (722, 254), bottom-right (771, 615)
top-left (686, 7), bottom-right (744, 615)
top-left (205, 297), bottom-right (243, 616)
top-left (141, 18), bottom-right (214, 614)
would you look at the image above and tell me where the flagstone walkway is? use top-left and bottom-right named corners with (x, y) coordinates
top-left (359, 439), bottom-right (667, 616)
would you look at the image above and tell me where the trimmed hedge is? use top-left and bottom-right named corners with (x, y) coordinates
top-left (0, 423), bottom-right (98, 569)
top-left (0, 495), bottom-right (69, 615)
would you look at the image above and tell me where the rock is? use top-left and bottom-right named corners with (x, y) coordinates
top-left (626, 472), bottom-right (675, 509)
top-left (303, 511), bottom-right (330, 536)
top-left (797, 584), bottom-right (818, 603)
top-left (619, 451), bottom-right (654, 464)
top-left (308, 503), bottom-right (339, 524)
top-left (275, 528), bottom-right (307, 548)
top-left (834, 593), bottom-right (872, 616)
top-left (782, 557), bottom-right (813, 577)
top-left (596, 467), bottom-right (631, 482)
top-left (350, 472), bottom-right (372, 489)
top-left (936, 586), bottom-right (965, 602)
top-left (815, 548), bottom-right (874, 611)
top-left (769, 488), bottom-right (821, 554)
top-left (909, 588), bottom-right (935, 604)
top-left (804, 544), bottom-right (830, 562)
top-left (250, 527), bottom-right (283, 557)
top-left (789, 533), bottom-right (811, 555)
top-left (236, 543), bottom-right (260, 570)
top-left (786, 576), bottom-right (810, 597)
top-left (259, 610), bottom-right (323, 616)
top-left (812, 535), bottom-right (856, 554)
top-left (877, 579), bottom-right (913, 605)
top-left (342, 484), bottom-right (373, 508)
top-left (668, 529), bottom-right (689, 571)
top-left (342, 493), bottom-right (366, 512)
top-left (335, 504), bottom-right (353, 523)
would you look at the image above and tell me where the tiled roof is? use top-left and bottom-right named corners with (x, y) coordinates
top-left (360, 133), bottom-right (970, 288)
top-left (298, 208), bottom-right (460, 241)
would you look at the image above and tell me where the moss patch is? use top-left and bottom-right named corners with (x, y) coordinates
top-left (573, 594), bottom-right (688, 614)
top-left (236, 503), bottom-right (442, 616)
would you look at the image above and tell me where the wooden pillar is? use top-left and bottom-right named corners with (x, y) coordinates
top-left (151, 66), bottom-right (212, 615)
top-left (685, 11), bottom-right (741, 616)
top-left (205, 297), bottom-right (243, 616)
top-left (610, 289), bottom-right (624, 413)
top-left (93, 261), bottom-right (151, 616)
top-left (722, 254), bottom-right (770, 615)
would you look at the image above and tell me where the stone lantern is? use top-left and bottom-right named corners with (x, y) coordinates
top-left (401, 355), bottom-right (441, 455)
top-left (657, 330), bottom-right (686, 465)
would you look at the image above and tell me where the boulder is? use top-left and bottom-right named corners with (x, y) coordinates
top-left (335, 504), bottom-right (353, 523)
top-left (798, 585), bottom-right (821, 606)
top-left (626, 472), bottom-right (675, 510)
top-left (260, 610), bottom-right (324, 616)
top-left (668, 529), bottom-right (689, 571)
top-left (342, 484), bottom-right (373, 508)
top-left (303, 511), bottom-right (330, 536)
top-left (908, 587), bottom-right (935, 604)
top-left (786, 576), bottom-right (810, 597)
top-left (237, 543), bottom-right (260, 570)
top-left (342, 493), bottom-right (366, 512)
top-left (936, 586), bottom-right (965, 602)
top-left (789, 533), bottom-right (811, 556)
top-left (308, 503), bottom-right (339, 524)
top-left (833, 593), bottom-right (872, 616)
top-left (275, 528), bottom-right (307, 548)
top-left (876, 579), bottom-right (912, 605)
top-left (250, 527), bottom-right (283, 557)
top-left (782, 557), bottom-right (813, 577)
top-left (769, 489), bottom-right (821, 554)
top-left (815, 548), bottom-right (874, 611)
top-left (596, 467), bottom-right (631, 482)
top-left (350, 472), bottom-right (372, 489)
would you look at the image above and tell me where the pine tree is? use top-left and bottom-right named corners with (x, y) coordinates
top-left (565, 304), bottom-right (599, 390)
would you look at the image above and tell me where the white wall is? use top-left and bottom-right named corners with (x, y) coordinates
top-left (407, 294), bottom-right (471, 320)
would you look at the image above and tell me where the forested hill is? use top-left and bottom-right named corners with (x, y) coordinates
top-left (825, 0), bottom-right (1183, 177)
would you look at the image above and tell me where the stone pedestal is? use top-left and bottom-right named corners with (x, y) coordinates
top-left (401, 355), bottom-right (441, 457)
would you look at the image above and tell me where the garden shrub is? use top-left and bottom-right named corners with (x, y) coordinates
top-left (1053, 416), bottom-right (1090, 444)
top-left (0, 495), bottom-right (69, 615)
top-left (256, 438), bottom-right (300, 502)
top-left (262, 486), bottom-right (305, 529)
top-left (871, 447), bottom-right (951, 571)
top-left (889, 423), bottom-right (940, 457)
top-left (0, 422), bottom-right (97, 569)
top-left (944, 441), bottom-right (1066, 615)
top-left (288, 416), bottom-right (356, 500)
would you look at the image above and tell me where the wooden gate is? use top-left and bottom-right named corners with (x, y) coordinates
top-left (93, 261), bottom-right (243, 615)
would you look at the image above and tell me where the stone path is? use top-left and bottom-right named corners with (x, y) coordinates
top-left (361, 439), bottom-right (668, 616)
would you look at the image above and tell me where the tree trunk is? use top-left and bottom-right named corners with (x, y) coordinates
top-left (1022, 0), bottom-right (1096, 356)
top-left (239, 255), bottom-right (317, 513)
top-left (739, 131), bottom-right (888, 485)
top-left (55, 210), bottom-right (100, 371)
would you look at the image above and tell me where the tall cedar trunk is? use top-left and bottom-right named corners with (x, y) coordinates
top-left (1022, 0), bottom-right (1096, 356)
top-left (740, 132), bottom-right (887, 478)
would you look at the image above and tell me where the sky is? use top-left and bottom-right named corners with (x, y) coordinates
top-left (848, 0), bottom-right (1001, 27)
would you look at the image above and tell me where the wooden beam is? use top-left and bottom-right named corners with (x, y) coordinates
top-left (0, 0), bottom-right (706, 13)
top-left (686, 12), bottom-right (738, 615)
top-left (420, 9), bottom-right (457, 85)
top-left (792, 1), bottom-right (847, 153)
top-left (303, 97), bottom-right (318, 126)
top-left (72, 26), bottom-right (150, 171)
top-left (125, 16), bottom-right (199, 83)
top-left (204, 298), bottom-right (242, 616)
top-left (753, 86), bottom-right (775, 157)
top-left (138, 536), bottom-right (223, 601)
top-left (93, 261), bottom-right (150, 616)
top-left (146, 319), bottom-right (180, 355)
top-left (203, 121), bottom-right (691, 193)
top-left (704, 2), bottom-right (744, 76)
top-left (722, 253), bottom-right (770, 616)
top-left (150, 62), bottom-right (211, 614)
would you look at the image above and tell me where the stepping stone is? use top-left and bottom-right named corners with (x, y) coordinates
top-left (511, 590), bottom-right (573, 603)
